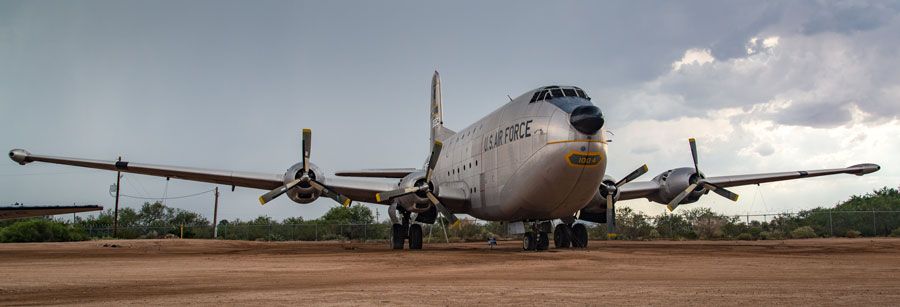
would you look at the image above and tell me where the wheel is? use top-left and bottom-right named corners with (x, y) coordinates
top-left (523, 232), bottom-right (537, 251)
top-left (571, 223), bottom-right (588, 248)
top-left (408, 224), bottom-right (423, 250)
top-left (537, 232), bottom-right (549, 250)
top-left (554, 224), bottom-right (571, 248)
top-left (390, 224), bottom-right (404, 250)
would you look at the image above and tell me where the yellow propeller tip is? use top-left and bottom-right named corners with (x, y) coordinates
top-left (258, 196), bottom-right (267, 205)
top-left (450, 220), bottom-right (461, 228)
top-left (689, 138), bottom-right (695, 142)
top-left (375, 194), bottom-right (382, 202)
top-left (343, 199), bottom-right (351, 207)
top-left (641, 165), bottom-right (649, 171)
top-left (435, 140), bottom-right (443, 146)
top-left (303, 128), bottom-right (311, 133)
top-left (666, 205), bottom-right (673, 212)
top-left (733, 195), bottom-right (740, 201)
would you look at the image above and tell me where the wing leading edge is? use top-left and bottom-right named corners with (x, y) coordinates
top-left (617, 163), bottom-right (881, 201)
top-left (0, 205), bottom-right (103, 220)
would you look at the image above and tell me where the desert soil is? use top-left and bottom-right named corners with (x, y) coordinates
top-left (0, 238), bottom-right (899, 306)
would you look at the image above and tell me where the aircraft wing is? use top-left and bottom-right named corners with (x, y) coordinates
top-left (617, 163), bottom-right (881, 201)
top-left (0, 205), bottom-right (103, 220)
top-left (8, 149), bottom-right (400, 204)
top-left (335, 168), bottom-right (418, 178)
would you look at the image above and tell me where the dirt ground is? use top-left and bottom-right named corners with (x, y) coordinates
top-left (0, 238), bottom-right (898, 306)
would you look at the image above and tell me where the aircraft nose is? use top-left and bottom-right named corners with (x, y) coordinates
top-left (569, 105), bottom-right (604, 135)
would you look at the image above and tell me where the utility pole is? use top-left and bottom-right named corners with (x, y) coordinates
top-left (114, 156), bottom-right (122, 238)
top-left (213, 187), bottom-right (219, 239)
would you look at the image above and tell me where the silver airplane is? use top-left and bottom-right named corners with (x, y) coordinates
top-left (8, 71), bottom-right (880, 250)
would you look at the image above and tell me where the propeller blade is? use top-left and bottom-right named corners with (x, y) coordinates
top-left (689, 138), bottom-right (699, 174)
top-left (375, 186), bottom-right (420, 203)
top-left (310, 180), bottom-right (352, 207)
top-left (666, 182), bottom-right (698, 212)
top-left (259, 179), bottom-right (302, 205)
top-left (302, 128), bottom-right (311, 174)
top-left (426, 191), bottom-right (459, 227)
top-left (615, 164), bottom-right (649, 187)
top-left (701, 182), bottom-right (740, 202)
top-left (425, 141), bottom-right (443, 182)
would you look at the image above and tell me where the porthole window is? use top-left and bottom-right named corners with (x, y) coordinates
top-left (475, 160), bottom-right (478, 166)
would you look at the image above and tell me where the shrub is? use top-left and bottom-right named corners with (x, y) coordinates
top-left (736, 233), bottom-right (754, 241)
top-left (891, 227), bottom-right (900, 237)
top-left (0, 219), bottom-right (88, 243)
top-left (759, 231), bottom-right (784, 240)
top-left (845, 230), bottom-right (862, 238)
top-left (790, 226), bottom-right (817, 239)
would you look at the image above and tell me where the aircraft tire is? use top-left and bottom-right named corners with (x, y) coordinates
top-left (572, 223), bottom-right (588, 248)
top-left (391, 224), bottom-right (404, 250)
top-left (537, 232), bottom-right (549, 250)
top-left (554, 224), bottom-right (572, 248)
top-left (408, 224), bottom-right (423, 250)
top-left (523, 232), bottom-right (537, 251)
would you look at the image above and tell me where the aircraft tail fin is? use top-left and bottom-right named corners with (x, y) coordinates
top-left (430, 71), bottom-right (455, 144)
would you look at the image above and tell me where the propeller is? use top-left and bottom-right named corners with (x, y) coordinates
top-left (666, 138), bottom-right (739, 211)
top-left (602, 164), bottom-right (649, 238)
top-left (258, 129), bottom-right (352, 207)
top-left (375, 141), bottom-right (459, 226)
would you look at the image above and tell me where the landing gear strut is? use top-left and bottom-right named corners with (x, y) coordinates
top-left (390, 208), bottom-right (424, 250)
top-left (523, 221), bottom-right (550, 251)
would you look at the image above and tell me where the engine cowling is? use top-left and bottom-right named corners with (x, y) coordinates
top-left (648, 167), bottom-right (708, 205)
top-left (392, 171), bottom-right (433, 213)
top-left (282, 162), bottom-right (326, 204)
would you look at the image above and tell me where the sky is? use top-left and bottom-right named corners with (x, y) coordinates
top-left (1, 0), bottom-right (898, 222)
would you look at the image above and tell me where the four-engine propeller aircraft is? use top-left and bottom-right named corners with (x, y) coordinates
top-left (9, 72), bottom-right (880, 250)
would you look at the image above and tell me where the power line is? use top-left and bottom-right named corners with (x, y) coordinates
top-left (110, 188), bottom-right (216, 201)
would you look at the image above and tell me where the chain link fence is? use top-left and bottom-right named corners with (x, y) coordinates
top-left (80, 211), bottom-right (900, 242)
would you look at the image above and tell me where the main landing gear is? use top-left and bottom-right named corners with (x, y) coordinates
top-left (522, 221), bottom-right (589, 251)
top-left (556, 223), bottom-right (588, 248)
top-left (522, 221), bottom-right (550, 251)
top-left (390, 210), bottom-right (423, 250)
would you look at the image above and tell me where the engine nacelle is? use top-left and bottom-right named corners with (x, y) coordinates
top-left (393, 171), bottom-right (433, 213)
top-left (648, 167), bottom-right (707, 205)
top-left (282, 162), bottom-right (326, 204)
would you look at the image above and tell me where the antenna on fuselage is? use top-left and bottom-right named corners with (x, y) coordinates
top-left (507, 95), bottom-right (513, 102)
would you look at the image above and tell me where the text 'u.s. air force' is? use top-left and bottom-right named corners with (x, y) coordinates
top-left (483, 120), bottom-right (533, 152)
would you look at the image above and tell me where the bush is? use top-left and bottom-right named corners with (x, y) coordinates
top-left (736, 233), bottom-right (754, 241)
top-left (0, 219), bottom-right (88, 243)
top-left (790, 226), bottom-right (817, 239)
top-left (845, 230), bottom-right (862, 238)
top-left (891, 227), bottom-right (900, 237)
top-left (759, 231), bottom-right (784, 240)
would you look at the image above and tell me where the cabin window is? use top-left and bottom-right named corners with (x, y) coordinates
top-left (563, 88), bottom-right (577, 97)
top-left (575, 89), bottom-right (587, 98)
top-left (530, 91), bottom-right (541, 103)
top-left (551, 89), bottom-right (564, 98)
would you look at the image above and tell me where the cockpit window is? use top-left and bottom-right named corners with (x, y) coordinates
top-left (550, 89), bottom-right (564, 98)
top-left (529, 91), bottom-right (541, 103)
top-left (530, 86), bottom-right (590, 104)
top-left (575, 89), bottom-right (587, 99)
top-left (546, 96), bottom-right (596, 113)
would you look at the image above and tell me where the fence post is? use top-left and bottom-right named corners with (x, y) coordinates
top-left (829, 210), bottom-right (834, 237)
top-left (873, 209), bottom-right (877, 236)
top-left (364, 223), bottom-right (368, 241)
